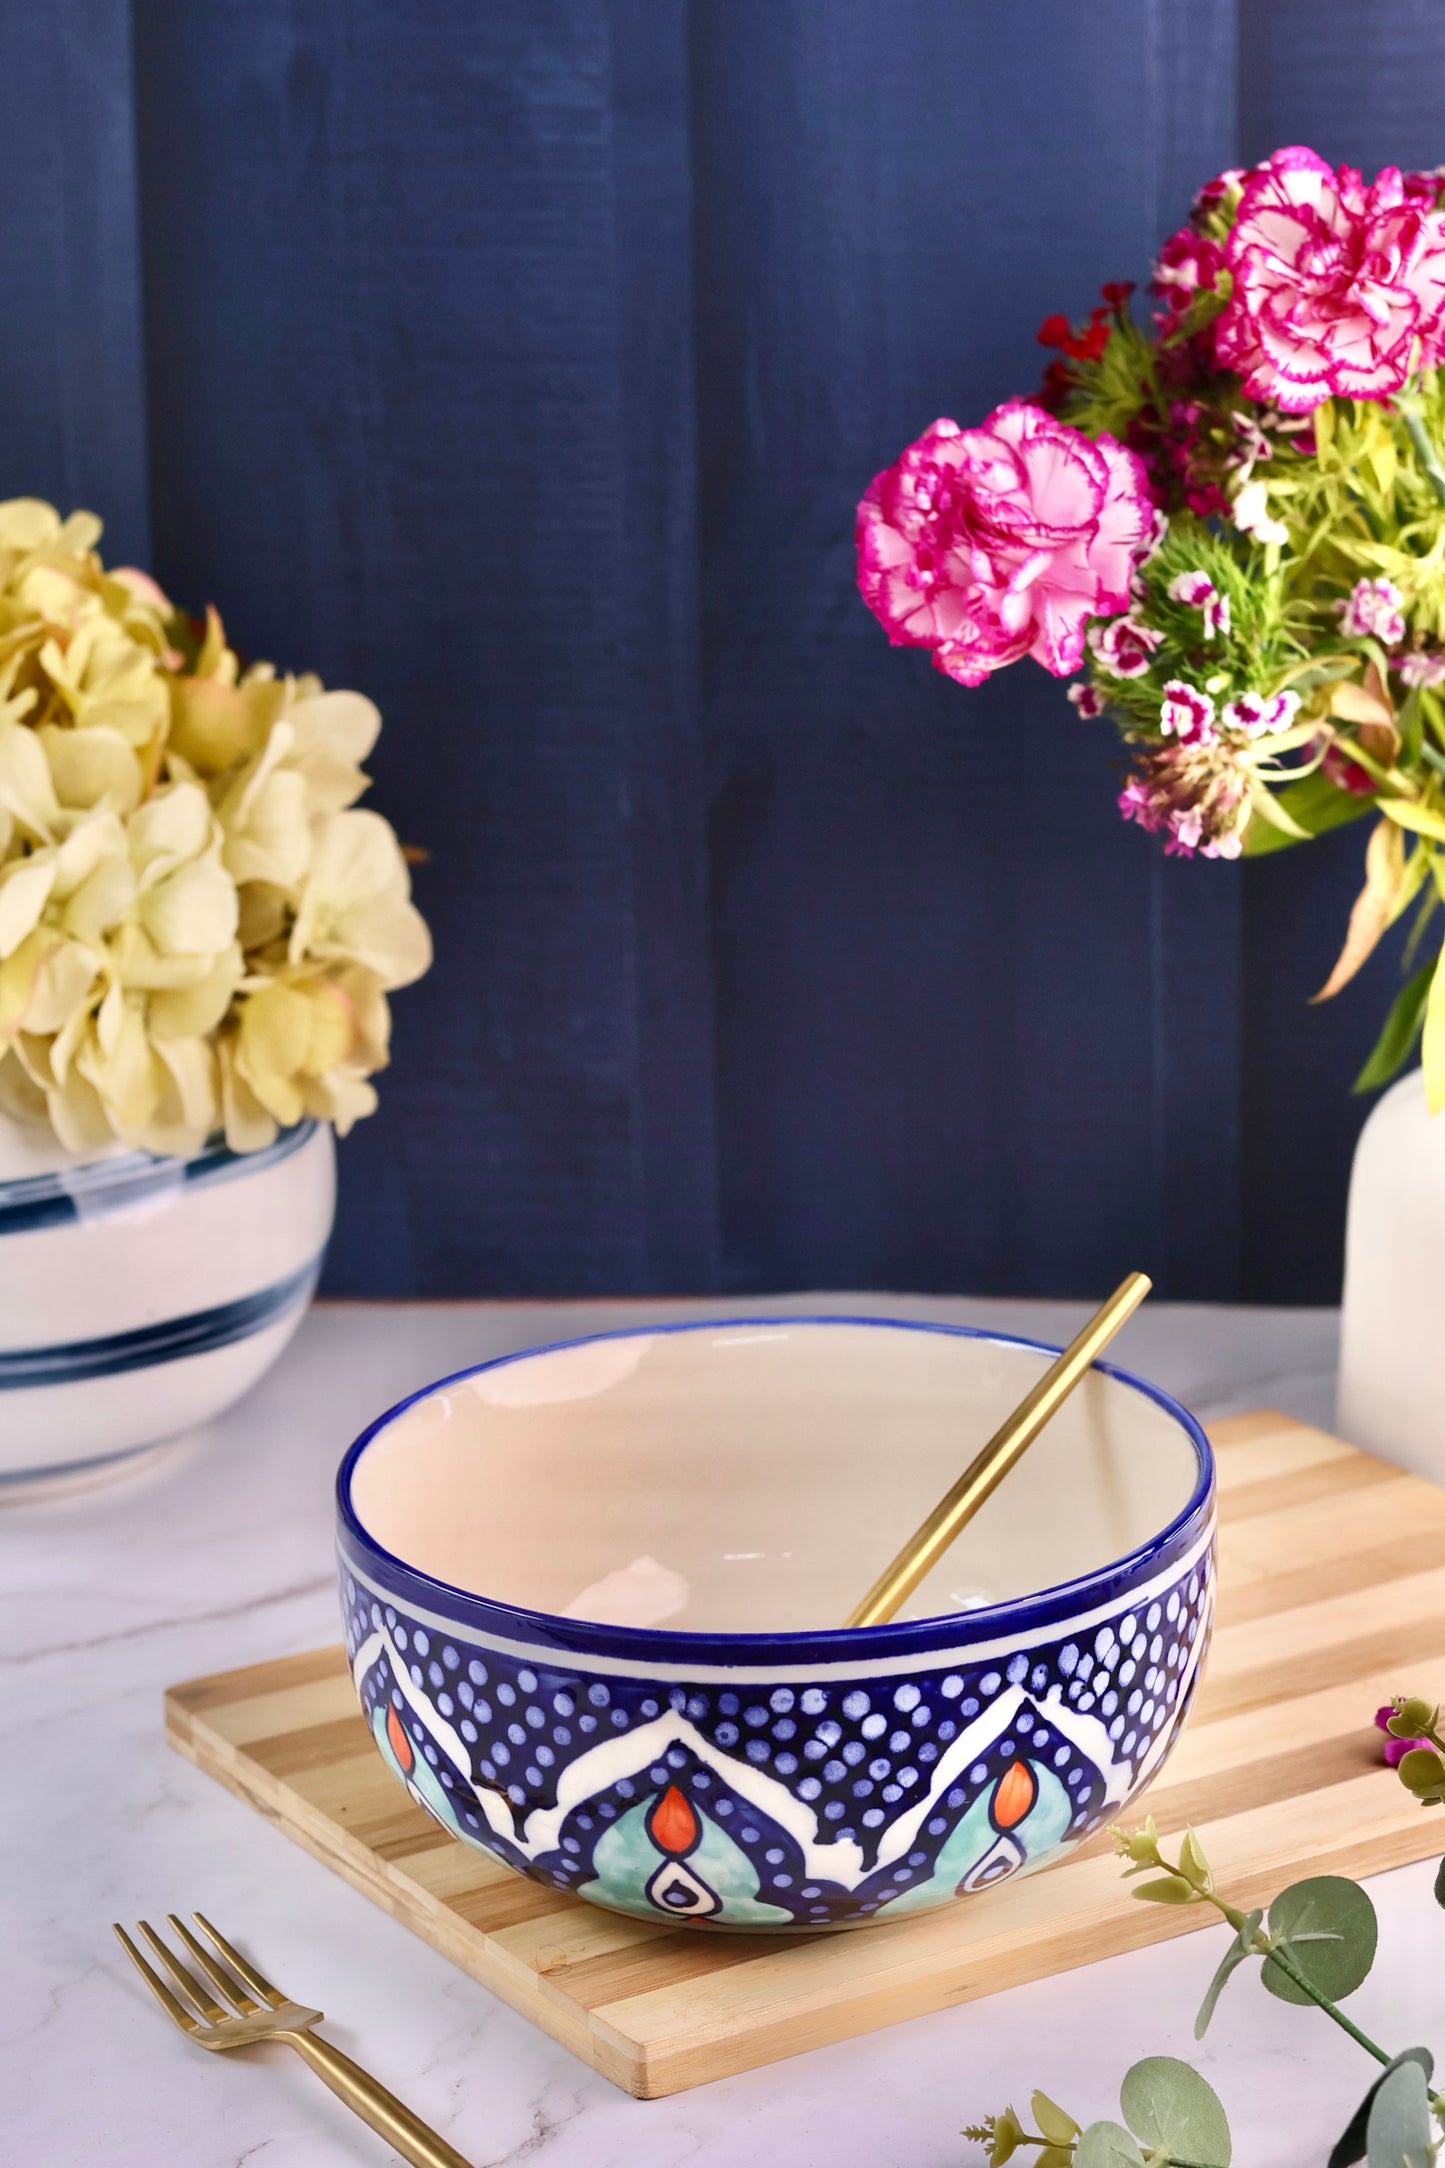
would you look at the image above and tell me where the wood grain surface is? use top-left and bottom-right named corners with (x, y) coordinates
top-left (166, 1412), bottom-right (1445, 2098)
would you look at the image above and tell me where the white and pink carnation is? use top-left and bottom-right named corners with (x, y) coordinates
top-left (1167, 570), bottom-right (1231, 638)
top-left (1067, 682), bottom-right (1105, 719)
top-left (1338, 576), bottom-right (1407, 646)
top-left (1090, 612), bottom-right (1164, 679)
top-left (1399, 650), bottom-right (1445, 687)
top-left (855, 402), bottom-right (1156, 685)
top-left (1222, 689), bottom-right (1301, 737)
top-left (1159, 679), bottom-right (1218, 745)
top-left (1215, 147), bottom-right (1445, 412)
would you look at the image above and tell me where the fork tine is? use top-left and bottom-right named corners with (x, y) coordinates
top-left (137, 1919), bottom-right (226, 2024)
top-left (166, 1914), bottom-right (257, 2015)
top-left (113, 1924), bottom-right (199, 2034)
top-left (192, 1912), bottom-right (285, 2009)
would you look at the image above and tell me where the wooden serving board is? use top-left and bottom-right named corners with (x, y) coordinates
top-left (166, 1412), bottom-right (1445, 2098)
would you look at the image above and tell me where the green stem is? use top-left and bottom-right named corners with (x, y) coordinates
top-left (1203, 1892), bottom-right (1392, 2067)
top-left (1395, 398), bottom-right (1445, 505)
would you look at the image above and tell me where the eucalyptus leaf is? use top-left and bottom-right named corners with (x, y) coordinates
top-left (1032, 2091), bottom-right (1081, 2145)
top-left (1195, 1908), bottom-right (1262, 2039)
top-left (1264, 1878), bottom-right (1377, 2004)
top-left (1434, 1856), bottom-right (1445, 1909)
top-left (1243, 770), bottom-right (1375, 855)
top-left (1352, 957), bottom-right (1436, 1094)
top-left (1327, 2049), bottom-right (1433, 2168)
top-left (1075, 2122), bottom-right (1146, 2168)
top-left (1365, 2057), bottom-right (1431, 2168)
top-left (1119, 2056), bottom-right (1232, 2164)
top-left (1132, 1875), bottom-right (1196, 1905)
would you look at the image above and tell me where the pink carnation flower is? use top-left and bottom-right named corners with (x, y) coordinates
top-left (1152, 227), bottom-right (1226, 319)
top-left (1160, 680), bottom-right (1218, 745)
top-left (1339, 576), bottom-right (1407, 646)
top-left (1167, 570), bottom-right (1231, 638)
top-left (1399, 650), bottom-right (1445, 687)
top-left (856, 403), bottom-right (1155, 685)
top-left (1091, 613), bottom-right (1163, 679)
top-left (1215, 147), bottom-right (1445, 412)
top-left (1222, 689), bottom-right (1301, 737)
top-left (1067, 682), bottom-right (1105, 719)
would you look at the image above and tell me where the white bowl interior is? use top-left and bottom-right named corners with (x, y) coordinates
top-left (348, 1322), bottom-right (1202, 1633)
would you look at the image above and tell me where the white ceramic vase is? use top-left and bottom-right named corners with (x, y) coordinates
top-left (1338, 1067), bottom-right (1445, 1478)
top-left (0, 1112), bottom-right (335, 1498)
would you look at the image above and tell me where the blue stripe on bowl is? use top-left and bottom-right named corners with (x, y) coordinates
top-left (337, 1316), bottom-right (1217, 1670)
top-left (0, 1119), bottom-right (317, 1236)
top-left (0, 1258), bottom-right (319, 1388)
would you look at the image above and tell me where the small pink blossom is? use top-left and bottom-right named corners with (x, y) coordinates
top-left (1399, 650), bottom-right (1445, 687)
top-left (856, 403), bottom-right (1157, 686)
top-left (1152, 227), bottom-right (1226, 319)
top-left (1160, 680), bottom-right (1218, 745)
top-left (1339, 577), bottom-right (1407, 646)
top-left (1215, 148), bottom-right (1445, 412)
top-left (1118, 744), bottom-right (1246, 858)
top-left (1221, 688), bottom-right (1301, 736)
top-left (1068, 682), bottom-right (1105, 719)
top-left (1167, 570), bottom-right (1231, 638)
top-left (1322, 742), bottom-right (1378, 795)
top-left (1194, 167), bottom-right (1247, 215)
top-left (1091, 613), bottom-right (1164, 678)
top-left (1376, 1705), bottom-right (1431, 1767)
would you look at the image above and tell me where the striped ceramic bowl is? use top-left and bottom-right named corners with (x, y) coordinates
top-left (0, 1115), bottom-right (334, 1497)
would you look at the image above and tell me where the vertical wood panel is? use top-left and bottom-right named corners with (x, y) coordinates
top-left (0, 0), bottom-right (149, 564)
top-left (693, 0), bottom-right (1242, 1298)
top-left (131, 0), bottom-right (718, 1294)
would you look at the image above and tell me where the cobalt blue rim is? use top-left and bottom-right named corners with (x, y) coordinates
top-left (0, 1118), bottom-right (317, 1236)
top-left (336, 1315), bottom-right (1217, 1668)
top-left (0, 1258), bottom-right (320, 1387)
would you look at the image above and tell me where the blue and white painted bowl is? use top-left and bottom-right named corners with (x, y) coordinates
top-left (337, 1318), bottom-right (1215, 1933)
top-left (0, 1113), bottom-right (333, 1497)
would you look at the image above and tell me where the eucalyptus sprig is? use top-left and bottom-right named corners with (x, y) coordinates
top-left (965, 1694), bottom-right (1445, 2168)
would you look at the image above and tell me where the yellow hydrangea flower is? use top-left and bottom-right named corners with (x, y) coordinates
top-left (0, 499), bottom-right (430, 1157)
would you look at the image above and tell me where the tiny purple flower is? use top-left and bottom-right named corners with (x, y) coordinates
top-left (1399, 650), bottom-right (1445, 688)
top-left (1340, 577), bottom-right (1407, 646)
top-left (1376, 1704), bottom-right (1431, 1767)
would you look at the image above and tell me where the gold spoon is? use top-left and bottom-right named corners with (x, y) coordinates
top-left (842, 1271), bottom-right (1152, 1629)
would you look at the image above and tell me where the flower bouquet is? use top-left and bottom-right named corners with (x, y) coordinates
top-left (0, 499), bottom-right (430, 1158)
top-left (858, 146), bottom-right (1445, 1108)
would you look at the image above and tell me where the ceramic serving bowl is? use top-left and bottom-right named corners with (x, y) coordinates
top-left (0, 1113), bottom-right (334, 1498)
top-left (336, 1317), bottom-right (1215, 1933)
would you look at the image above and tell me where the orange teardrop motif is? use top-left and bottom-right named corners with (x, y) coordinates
top-left (647, 1783), bottom-right (700, 1855)
top-left (386, 1702), bottom-right (415, 1773)
top-left (991, 1758), bottom-right (1037, 1831)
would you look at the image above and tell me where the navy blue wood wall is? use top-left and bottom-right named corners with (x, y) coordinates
top-left (4, 2), bottom-right (1442, 1301)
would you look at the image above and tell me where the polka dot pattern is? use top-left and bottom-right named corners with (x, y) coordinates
top-left (341, 1542), bottom-right (1213, 1929)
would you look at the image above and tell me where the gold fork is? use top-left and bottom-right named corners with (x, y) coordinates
top-left (114, 1911), bottom-right (474, 2168)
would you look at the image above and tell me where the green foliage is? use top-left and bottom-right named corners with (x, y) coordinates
top-left (1074, 2124), bottom-right (1144, 2168)
top-left (1241, 769), bottom-right (1375, 855)
top-left (1329, 2050), bottom-right (1435, 2168)
top-left (1118, 2058), bottom-right (1231, 2166)
top-left (1194, 1909), bottom-right (1262, 2039)
top-left (1364, 2058), bottom-right (1432, 2168)
top-left (1353, 956), bottom-right (1438, 1093)
top-left (1263, 1878), bottom-right (1378, 2006)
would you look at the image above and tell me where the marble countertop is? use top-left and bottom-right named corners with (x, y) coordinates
top-left (7, 1293), bottom-right (1439, 2168)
